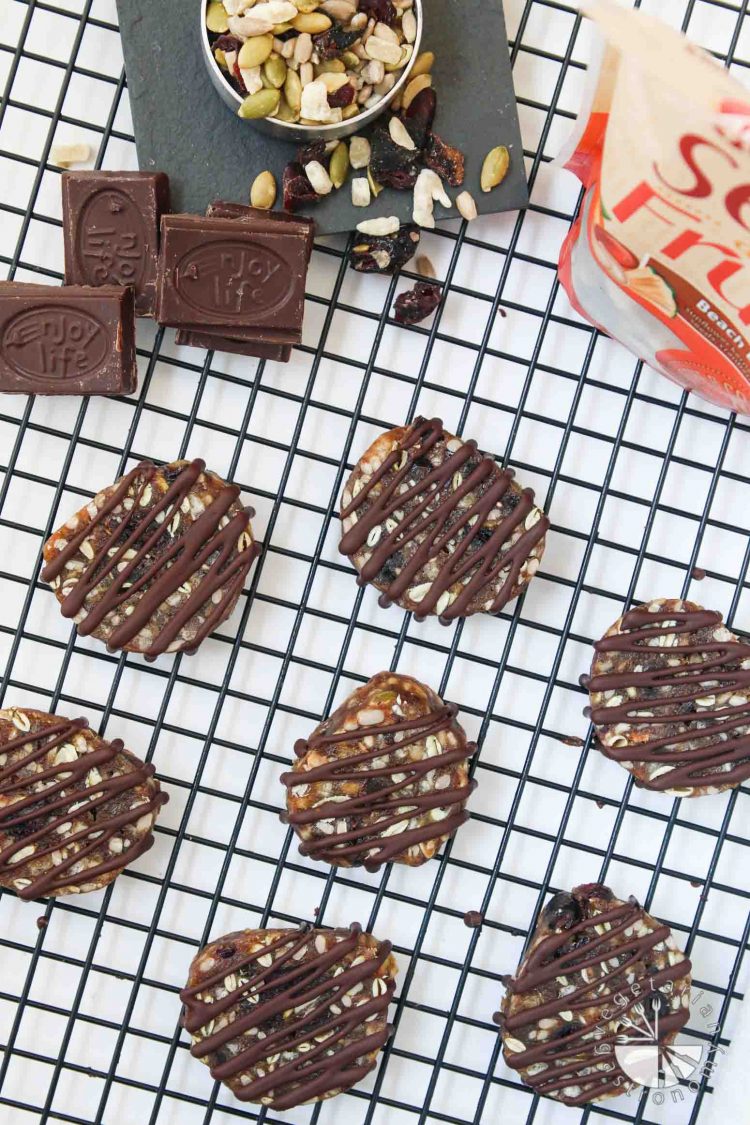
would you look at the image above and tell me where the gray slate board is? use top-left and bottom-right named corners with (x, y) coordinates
top-left (116, 0), bottom-right (528, 235)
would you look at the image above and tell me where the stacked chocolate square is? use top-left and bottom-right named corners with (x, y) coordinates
top-left (0, 171), bottom-right (313, 396)
top-left (160, 202), bottom-right (313, 363)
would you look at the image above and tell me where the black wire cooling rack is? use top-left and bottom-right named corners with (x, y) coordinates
top-left (1, 1), bottom-right (750, 1123)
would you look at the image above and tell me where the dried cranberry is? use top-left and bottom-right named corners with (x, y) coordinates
top-left (370, 124), bottom-right (419, 190)
top-left (282, 162), bottom-right (319, 212)
top-left (297, 139), bottom-right (328, 167)
top-left (541, 892), bottom-right (583, 932)
top-left (211, 34), bottom-right (243, 54)
top-left (313, 25), bottom-right (362, 60)
top-left (403, 87), bottom-right (437, 149)
top-left (360, 0), bottom-right (397, 24)
top-left (328, 82), bottom-right (355, 108)
top-left (394, 281), bottom-right (442, 326)
top-left (424, 133), bottom-right (465, 187)
top-left (350, 224), bottom-right (421, 274)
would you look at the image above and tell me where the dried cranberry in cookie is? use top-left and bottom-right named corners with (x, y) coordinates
top-left (0, 708), bottom-right (166, 900)
top-left (42, 458), bottom-right (259, 659)
top-left (583, 598), bottom-right (750, 796)
top-left (339, 418), bottom-right (548, 622)
top-left (181, 923), bottom-right (397, 1109)
top-left (499, 883), bottom-right (692, 1106)
top-left (281, 671), bottom-right (476, 870)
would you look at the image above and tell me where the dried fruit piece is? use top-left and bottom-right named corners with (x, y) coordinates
top-left (394, 281), bottom-right (442, 326)
top-left (250, 170), bottom-right (277, 210)
top-left (369, 123), bottom-right (419, 190)
top-left (360, 0), bottom-right (397, 24)
top-left (403, 86), bottom-right (436, 150)
top-left (313, 24), bottom-right (363, 60)
top-left (350, 224), bottom-right (421, 274)
top-left (424, 133), bottom-right (465, 187)
top-left (481, 145), bottom-right (510, 192)
top-left (283, 161), bottom-right (319, 211)
top-left (297, 138), bottom-right (328, 167)
top-left (328, 81), bottom-right (356, 107)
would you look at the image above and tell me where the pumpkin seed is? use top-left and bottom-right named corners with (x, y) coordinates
top-left (367, 167), bottom-right (383, 197)
top-left (264, 54), bottom-right (287, 88)
top-left (410, 50), bottom-right (434, 78)
top-left (481, 146), bottom-right (510, 192)
top-left (238, 34), bottom-right (274, 70)
top-left (238, 87), bottom-right (281, 120)
top-left (284, 68), bottom-right (302, 113)
top-left (292, 12), bottom-right (332, 33)
top-left (329, 141), bottom-right (350, 189)
top-left (402, 73), bottom-right (432, 112)
top-left (205, 1), bottom-right (229, 34)
top-left (251, 170), bottom-right (277, 210)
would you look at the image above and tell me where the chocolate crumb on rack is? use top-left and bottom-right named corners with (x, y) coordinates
top-left (42, 458), bottom-right (259, 660)
top-left (181, 923), bottom-right (397, 1109)
top-left (282, 671), bottom-right (476, 870)
top-left (582, 598), bottom-right (750, 797)
top-left (0, 709), bottom-right (167, 900)
top-left (500, 883), bottom-right (692, 1106)
top-left (339, 417), bottom-right (548, 622)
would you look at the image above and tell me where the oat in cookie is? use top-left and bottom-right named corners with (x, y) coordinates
top-left (181, 923), bottom-right (397, 1109)
top-left (42, 458), bottom-right (259, 660)
top-left (499, 883), bottom-right (692, 1106)
top-left (339, 417), bottom-right (548, 621)
top-left (0, 708), bottom-right (167, 900)
top-left (281, 671), bottom-right (476, 870)
top-left (583, 598), bottom-right (750, 797)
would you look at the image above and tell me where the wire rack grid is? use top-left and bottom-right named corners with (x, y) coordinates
top-left (1, 0), bottom-right (750, 1123)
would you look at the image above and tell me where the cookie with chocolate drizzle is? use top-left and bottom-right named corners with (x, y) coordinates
top-left (181, 923), bottom-right (397, 1110)
top-left (281, 671), bottom-right (476, 870)
top-left (339, 418), bottom-right (548, 622)
top-left (583, 598), bottom-right (750, 797)
top-left (42, 458), bottom-right (259, 659)
top-left (499, 883), bottom-right (692, 1106)
top-left (0, 708), bottom-right (167, 900)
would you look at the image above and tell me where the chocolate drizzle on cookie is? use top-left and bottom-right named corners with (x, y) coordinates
top-left (42, 459), bottom-right (259, 659)
top-left (281, 703), bottom-right (476, 871)
top-left (181, 924), bottom-right (395, 1110)
top-left (582, 605), bottom-right (750, 790)
top-left (0, 716), bottom-right (166, 900)
top-left (339, 418), bottom-right (548, 622)
top-left (503, 887), bottom-right (691, 1106)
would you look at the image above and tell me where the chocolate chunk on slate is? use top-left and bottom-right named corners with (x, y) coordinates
top-left (62, 171), bottom-right (170, 318)
top-left (155, 213), bottom-right (309, 339)
top-left (0, 282), bottom-right (137, 396)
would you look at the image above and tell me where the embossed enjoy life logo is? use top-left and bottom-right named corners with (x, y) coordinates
top-left (175, 241), bottom-right (291, 319)
top-left (2, 308), bottom-right (109, 381)
top-left (77, 189), bottom-right (146, 288)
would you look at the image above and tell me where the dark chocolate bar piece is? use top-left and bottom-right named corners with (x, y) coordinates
top-left (156, 214), bottom-right (309, 335)
top-left (206, 200), bottom-right (315, 262)
top-left (0, 282), bottom-right (137, 395)
top-left (62, 171), bottom-right (170, 318)
top-left (175, 329), bottom-right (292, 362)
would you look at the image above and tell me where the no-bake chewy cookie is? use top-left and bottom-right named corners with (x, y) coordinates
top-left (281, 671), bottom-right (476, 870)
top-left (499, 883), bottom-right (692, 1106)
top-left (0, 708), bottom-right (166, 900)
top-left (181, 923), bottom-right (397, 1110)
top-left (583, 598), bottom-right (750, 797)
top-left (340, 417), bottom-right (548, 622)
top-left (42, 458), bottom-right (259, 660)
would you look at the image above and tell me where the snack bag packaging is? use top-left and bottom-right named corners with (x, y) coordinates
top-left (557, 1), bottom-right (750, 415)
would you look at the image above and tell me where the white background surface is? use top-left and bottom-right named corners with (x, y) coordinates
top-left (0, 1), bottom-right (749, 1123)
